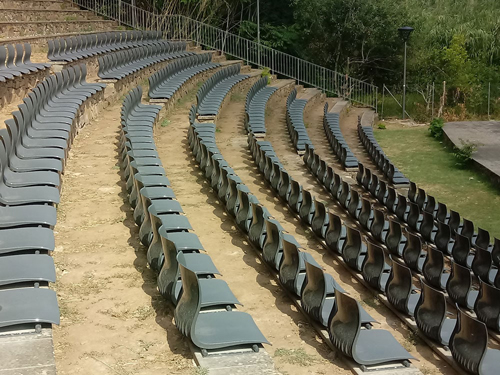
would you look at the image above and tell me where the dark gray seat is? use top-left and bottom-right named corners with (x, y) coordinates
top-left (386, 261), bottom-right (419, 316)
top-left (447, 261), bottom-right (478, 310)
top-left (328, 290), bottom-right (413, 366)
top-left (0, 254), bottom-right (55, 286)
top-left (0, 288), bottom-right (60, 329)
top-left (415, 278), bottom-right (456, 346)
top-left (174, 260), bottom-right (269, 352)
top-left (450, 306), bottom-right (500, 375)
top-left (362, 241), bottom-right (391, 292)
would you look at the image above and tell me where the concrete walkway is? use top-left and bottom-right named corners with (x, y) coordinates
top-left (444, 121), bottom-right (500, 188)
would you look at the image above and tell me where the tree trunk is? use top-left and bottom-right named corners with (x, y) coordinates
top-left (438, 81), bottom-right (446, 118)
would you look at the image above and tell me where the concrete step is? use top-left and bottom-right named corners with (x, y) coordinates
top-left (0, 9), bottom-right (102, 22)
top-left (0, 20), bottom-right (118, 39)
top-left (0, 0), bottom-right (76, 10)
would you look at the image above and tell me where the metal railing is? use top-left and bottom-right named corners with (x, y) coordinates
top-left (71, 0), bottom-right (378, 109)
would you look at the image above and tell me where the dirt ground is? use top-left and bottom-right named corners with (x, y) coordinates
top-left (52, 99), bottom-right (194, 375)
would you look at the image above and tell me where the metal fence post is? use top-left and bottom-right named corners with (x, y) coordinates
top-left (488, 82), bottom-right (491, 119)
top-left (381, 84), bottom-right (385, 119)
top-left (431, 81), bottom-right (435, 118)
top-left (118, 0), bottom-right (121, 25)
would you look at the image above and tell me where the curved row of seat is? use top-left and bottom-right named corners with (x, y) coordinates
top-left (195, 64), bottom-right (248, 117)
top-left (323, 102), bottom-right (358, 169)
top-left (357, 120), bottom-right (409, 185)
top-left (252, 128), bottom-right (500, 373)
top-left (356, 162), bottom-right (499, 290)
top-left (242, 135), bottom-right (413, 368)
top-left (98, 41), bottom-right (192, 80)
top-left (285, 88), bottom-right (312, 153)
top-left (48, 30), bottom-right (163, 62)
top-left (301, 144), bottom-right (500, 372)
top-left (0, 43), bottom-right (51, 83)
top-left (0, 64), bottom-right (106, 333)
top-left (119, 86), bottom-right (269, 355)
top-left (148, 53), bottom-right (219, 100)
top-left (244, 76), bottom-right (277, 135)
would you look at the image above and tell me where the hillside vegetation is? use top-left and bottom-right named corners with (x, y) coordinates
top-left (139, 0), bottom-right (500, 118)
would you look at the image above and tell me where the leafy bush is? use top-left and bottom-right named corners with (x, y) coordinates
top-left (428, 117), bottom-right (444, 139)
top-left (260, 67), bottom-right (272, 84)
top-left (453, 139), bottom-right (478, 168)
top-left (377, 123), bottom-right (386, 129)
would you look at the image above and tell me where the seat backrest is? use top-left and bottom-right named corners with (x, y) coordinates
top-left (436, 202), bottom-right (449, 223)
top-left (434, 220), bottom-right (451, 254)
top-left (422, 246), bottom-right (446, 290)
top-left (175, 256), bottom-right (202, 337)
top-left (450, 306), bottom-right (488, 374)
top-left (471, 247), bottom-right (493, 281)
top-left (385, 219), bottom-right (403, 256)
top-left (341, 226), bottom-right (363, 269)
top-left (311, 200), bottom-right (328, 238)
top-left (475, 227), bottom-right (490, 250)
top-left (415, 278), bottom-right (450, 344)
top-left (325, 212), bottom-right (344, 254)
top-left (301, 259), bottom-right (328, 323)
top-left (279, 238), bottom-right (302, 296)
top-left (288, 179), bottom-right (302, 213)
top-left (362, 240), bottom-right (389, 291)
top-left (416, 188), bottom-right (426, 210)
top-left (385, 186), bottom-right (396, 212)
top-left (328, 290), bottom-right (360, 358)
top-left (370, 208), bottom-right (386, 242)
top-left (447, 261), bottom-right (474, 308)
top-left (358, 198), bottom-right (373, 230)
top-left (402, 231), bottom-right (424, 272)
top-left (262, 218), bottom-right (283, 269)
top-left (386, 261), bottom-right (414, 314)
top-left (451, 233), bottom-right (472, 268)
top-left (474, 280), bottom-right (500, 331)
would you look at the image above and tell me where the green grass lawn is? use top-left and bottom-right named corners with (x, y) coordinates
top-left (374, 125), bottom-right (500, 240)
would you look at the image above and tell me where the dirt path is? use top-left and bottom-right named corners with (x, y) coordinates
top-left (254, 91), bottom-right (452, 375)
top-left (52, 100), bottom-right (193, 375)
top-left (337, 107), bottom-right (384, 174)
top-left (154, 88), bottom-right (346, 375)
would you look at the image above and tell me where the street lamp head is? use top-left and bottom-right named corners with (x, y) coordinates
top-left (398, 26), bottom-right (414, 42)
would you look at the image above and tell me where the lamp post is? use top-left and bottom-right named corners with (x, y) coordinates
top-left (398, 26), bottom-right (414, 119)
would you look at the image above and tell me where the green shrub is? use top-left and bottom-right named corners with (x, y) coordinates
top-left (429, 117), bottom-right (444, 139)
top-left (260, 67), bottom-right (271, 84)
top-left (453, 139), bottom-right (478, 168)
top-left (377, 123), bottom-right (386, 129)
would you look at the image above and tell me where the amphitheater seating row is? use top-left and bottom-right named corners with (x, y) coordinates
top-left (309, 147), bottom-right (500, 303)
top-left (357, 120), bottom-right (409, 185)
top-left (195, 64), bottom-right (248, 117)
top-left (120, 87), bottom-right (268, 354)
top-left (48, 30), bottom-right (163, 62)
top-left (148, 53), bottom-right (219, 100)
top-left (251, 133), bottom-right (500, 374)
top-left (0, 64), bottom-right (106, 332)
top-left (0, 43), bottom-right (51, 82)
top-left (285, 88), bottom-right (312, 153)
top-left (323, 103), bottom-right (358, 169)
top-left (244, 76), bottom-right (277, 135)
top-left (98, 41), bottom-right (192, 80)
top-left (303, 145), bottom-right (500, 345)
top-left (244, 135), bottom-right (413, 367)
top-left (357, 162), bottom-right (499, 286)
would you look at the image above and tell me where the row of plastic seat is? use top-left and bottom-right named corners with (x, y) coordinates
top-left (357, 120), bottom-right (409, 185)
top-left (0, 43), bottom-right (51, 83)
top-left (357, 163), bottom-right (500, 288)
top-left (195, 64), bottom-right (248, 117)
top-left (244, 76), bottom-right (277, 135)
top-left (48, 30), bottom-right (163, 62)
top-left (243, 135), bottom-right (413, 368)
top-left (98, 41), bottom-right (192, 80)
top-left (0, 64), bottom-right (106, 332)
top-left (120, 86), bottom-right (268, 355)
top-left (307, 145), bottom-right (500, 329)
top-left (285, 88), bottom-right (312, 152)
top-left (148, 53), bottom-right (219, 100)
top-left (323, 102), bottom-right (358, 169)
top-left (252, 133), bottom-right (500, 374)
